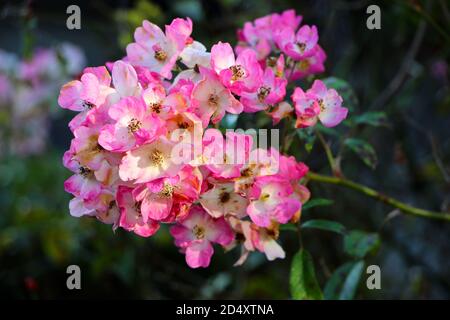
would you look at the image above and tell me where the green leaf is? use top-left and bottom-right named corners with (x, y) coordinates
top-left (322, 77), bottom-right (358, 111)
top-left (344, 138), bottom-right (378, 169)
top-left (354, 111), bottom-right (388, 127)
top-left (302, 198), bottom-right (334, 211)
top-left (324, 260), bottom-right (365, 300)
top-left (323, 262), bottom-right (355, 299)
top-left (279, 223), bottom-right (298, 232)
top-left (301, 219), bottom-right (346, 235)
top-left (338, 260), bottom-right (365, 300)
top-left (344, 230), bottom-right (380, 259)
top-left (290, 249), bottom-right (323, 300)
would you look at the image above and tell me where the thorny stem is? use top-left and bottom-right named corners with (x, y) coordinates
top-left (306, 172), bottom-right (450, 222)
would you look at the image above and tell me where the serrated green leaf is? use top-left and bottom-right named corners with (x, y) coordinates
top-left (344, 230), bottom-right (380, 259)
top-left (290, 249), bottom-right (323, 300)
top-left (339, 260), bottom-right (365, 300)
top-left (344, 138), bottom-right (378, 169)
top-left (301, 219), bottom-right (346, 235)
top-left (302, 198), bottom-right (334, 211)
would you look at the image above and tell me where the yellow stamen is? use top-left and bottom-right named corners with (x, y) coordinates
top-left (154, 50), bottom-right (167, 62)
top-left (150, 149), bottom-right (164, 166)
top-left (230, 65), bottom-right (245, 81)
top-left (128, 118), bottom-right (142, 133)
top-left (193, 225), bottom-right (205, 239)
top-left (159, 183), bottom-right (174, 198)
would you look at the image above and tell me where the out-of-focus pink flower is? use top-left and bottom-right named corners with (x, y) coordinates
top-left (60, 42), bottom-right (87, 75)
top-left (275, 25), bottom-right (318, 61)
top-left (288, 45), bottom-right (326, 80)
top-left (0, 74), bottom-right (12, 105)
top-left (236, 9), bottom-right (302, 61)
top-left (19, 49), bottom-right (60, 83)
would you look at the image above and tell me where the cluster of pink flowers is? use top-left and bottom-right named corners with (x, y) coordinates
top-left (0, 44), bottom-right (85, 156)
top-left (236, 9), bottom-right (326, 82)
top-left (60, 10), bottom-right (348, 268)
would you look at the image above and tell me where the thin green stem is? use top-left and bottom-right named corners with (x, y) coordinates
top-left (307, 171), bottom-right (450, 222)
top-left (315, 130), bottom-right (337, 174)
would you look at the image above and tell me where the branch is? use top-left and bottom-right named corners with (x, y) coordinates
top-left (306, 172), bottom-right (450, 222)
top-left (369, 18), bottom-right (426, 110)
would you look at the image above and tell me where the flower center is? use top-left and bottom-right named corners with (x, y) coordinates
top-left (78, 166), bottom-right (93, 178)
top-left (192, 225), bottom-right (205, 239)
top-left (235, 232), bottom-right (246, 242)
top-left (219, 191), bottom-right (231, 204)
top-left (240, 167), bottom-right (253, 178)
top-left (298, 59), bottom-right (310, 71)
top-left (230, 65), bottom-right (245, 81)
top-left (260, 193), bottom-right (270, 201)
top-left (154, 49), bottom-right (167, 62)
top-left (257, 86), bottom-right (271, 102)
top-left (266, 227), bottom-right (279, 240)
top-left (297, 42), bottom-right (306, 54)
top-left (95, 142), bottom-right (104, 151)
top-left (159, 183), bottom-right (174, 198)
top-left (208, 94), bottom-right (219, 106)
top-left (317, 98), bottom-right (325, 112)
top-left (266, 56), bottom-right (277, 67)
top-left (82, 101), bottom-right (95, 110)
top-left (150, 149), bottom-right (164, 166)
top-left (128, 118), bottom-right (142, 133)
top-left (108, 201), bottom-right (116, 210)
top-left (178, 121), bottom-right (189, 129)
top-left (134, 201), bottom-right (142, 216)
top-left (150, 102), bottom-right (161, 114)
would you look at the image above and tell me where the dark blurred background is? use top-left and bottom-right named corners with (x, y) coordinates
top-left (0, 0), bottom-right (449, 299)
